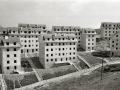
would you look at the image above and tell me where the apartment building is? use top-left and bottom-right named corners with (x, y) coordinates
top-left (2, 23), bottom-right (48, 58)
top-left (100, 22), bottom-right (120, 40)
top-left (52, 26), bottom-right (81, 47)
top-left (81, 28), bottom-right (97, 51)
top-left (39, 34), bottom-right (78, 68)
top-left (0, 37), bottom-right (21, 74)
top-left (110, 32), bottom-right (120, 56)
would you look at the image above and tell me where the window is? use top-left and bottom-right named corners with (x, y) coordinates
top-left (88, 35), bottom-right (90, 37)
top-left (36, 49), bottom-right (38, 51)
top-left (73, 52), bottom-right (75, 54)
top-left (73, 57), bottom-right (75, 59)
top-left (92, 35), bottom-right (94, 37)
top-left (46, 43), bottom-right (49, 46)
top-left (29, 45), bottom-right (31, 47)
top-left (46, 59), bottom-right (49, 62)
top-left (46, 49), bottom-right (49, 51)
top-left (6, 42), bottom-right (9, 45)
top-left (116, 43), bottom-right (118, 45)
top-left (51, 59), bottom-right (53, 61)
top-left (14, 66), bottom-right (17, 69)
top-left (6, 49), bottom-right (9, 52)
top-left (51, 43), bottom-right (53, 46)
top-left (7, 61), bottom-right (9, 64)
top-left (112, 41), bottom-right (114, 43)
top-left (14, 54), bottom-right (16, 57)
top-left (14, 60), bottom-right (17, 63)
top-left (88, 43), bottom-right (90, 45)
top-left (21, 49), bottom-right (23, 53)
top-left (88, 47), bottom-right (90, 49)
top-left (88, 39), bottom-right (90, 41)
top-left (51, 49), bottom-right (53, 51)
top-left (14, 48), bottom-right (16, 51)
top-left (69, 57), bottom-right (71, 60)
top-left (46, 54), bottom-right (48, 57)
top-left (7, 55), bottom-right (9, 57)
top-left (13, 42), bottom-right (16, 45)
top-left (7, 67), bottom-right (9, 70)
top-left (51, 54), bottom-right (53, 56)
top-left (116, 35), bottom-right (118, 37)
top-left (70, 48), bottom-right (71, 50)
top-left (70, 53), bottom-right (71, 55)
top-left (59, 48), bottom-right (61, 51)
top-left (55, 59), bottom-right (57, 62)
top-left (32, 49), bottom-right (34, 52)
top-left (92, 39), bottom-right (94, 41)
top-left (61, 58), bottom-right (62, 61)
top-left (59, 53), bottom-right (60, 56)
top-left (112, 45), bottom-right (114, 47)
top-left (92, 43), bottom-right (94, 45)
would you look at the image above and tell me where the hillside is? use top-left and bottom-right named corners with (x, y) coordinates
top-left (36, 64), bottom-right (120, 90)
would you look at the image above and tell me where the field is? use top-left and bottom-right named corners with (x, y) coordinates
top-left (30, 57), bottom-right (78, 80)
top-left (4, 72), bottom-right (38, 90)
top-left (78, 53), bottom-right (106, 66)
top-left (37, 65), bottom-right (77, 80)
top-left (35, 64), bottom-right (120, 90)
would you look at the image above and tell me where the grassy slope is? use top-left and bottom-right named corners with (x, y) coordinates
top-left (36, 65), bottom-right (120, 90)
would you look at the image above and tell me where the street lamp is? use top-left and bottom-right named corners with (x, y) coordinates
top-left (101, 51), bottom-right (106, 80)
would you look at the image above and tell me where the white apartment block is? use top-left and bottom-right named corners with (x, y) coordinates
top-left (0, 23), bottom-right (48, 58)
top-left (39, 34), bottom-right (78, 68)
top-left (100, 22), bottom-right (120, 40)
top-left (81, 28), bottom-right (97, 51)
top-left (110, 32), bottom-right (120, 56)
top-left (52, 26), bottom-right (81, 48)
top-left (0, 37), bottom-right (21, 74)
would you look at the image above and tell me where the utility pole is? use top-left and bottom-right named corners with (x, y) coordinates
top-left (101, 51), bottom-right (105, 80)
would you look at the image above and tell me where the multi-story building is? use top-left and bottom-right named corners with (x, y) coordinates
top-left (100, 22), bottom-right (120, 40)
top-left (110, 32), bottom-right (120, 56)
top-left (1, 23), bottom-right (49, 58)
top-left (39, 34), bottom-right (78, 68)
top-left (0, 37), bottom-right (21, 74)
top-left (81, 28), bottom-right (97, 51)
top-left (52, 26), bottom-right (81, 48)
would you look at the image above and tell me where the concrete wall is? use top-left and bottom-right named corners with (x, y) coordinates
top-left (2, 47), bottom-right (21, 74)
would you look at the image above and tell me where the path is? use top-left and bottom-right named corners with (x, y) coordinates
top-left (26, 56), bottom-right (43, 82)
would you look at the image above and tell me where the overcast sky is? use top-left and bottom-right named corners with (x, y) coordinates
top-left (0, 0), bottom-right (120, 29)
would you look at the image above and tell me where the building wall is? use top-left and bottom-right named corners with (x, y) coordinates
top-left (81, 33), bottom-right (86, 50)
top-left (39, 36), bottom-right (45, 68)
top-left (100, 22), bottom-right (120, 40)
top-left (2, 47), bottom-right (21, 74)
top-left (110, 33), bottom-right (120, 56)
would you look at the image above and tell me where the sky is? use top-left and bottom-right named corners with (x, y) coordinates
top-left (0, 0), bottom-right (120, 29)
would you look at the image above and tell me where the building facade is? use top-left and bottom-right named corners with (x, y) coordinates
top-left (52, 26), bottom-right (81, 48)
top-left (81, 28), bottom-right (97, 51)
top-left (0, 23), bottom-right (48, 58)
top-left (39, 34), bottom-right (78, 68)
top-left (100, 22), bottom-right (120, 40)
top-left (110, 32), bottom-right (120, 56)
top-left (0, 37), bottom-right (21, 74)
